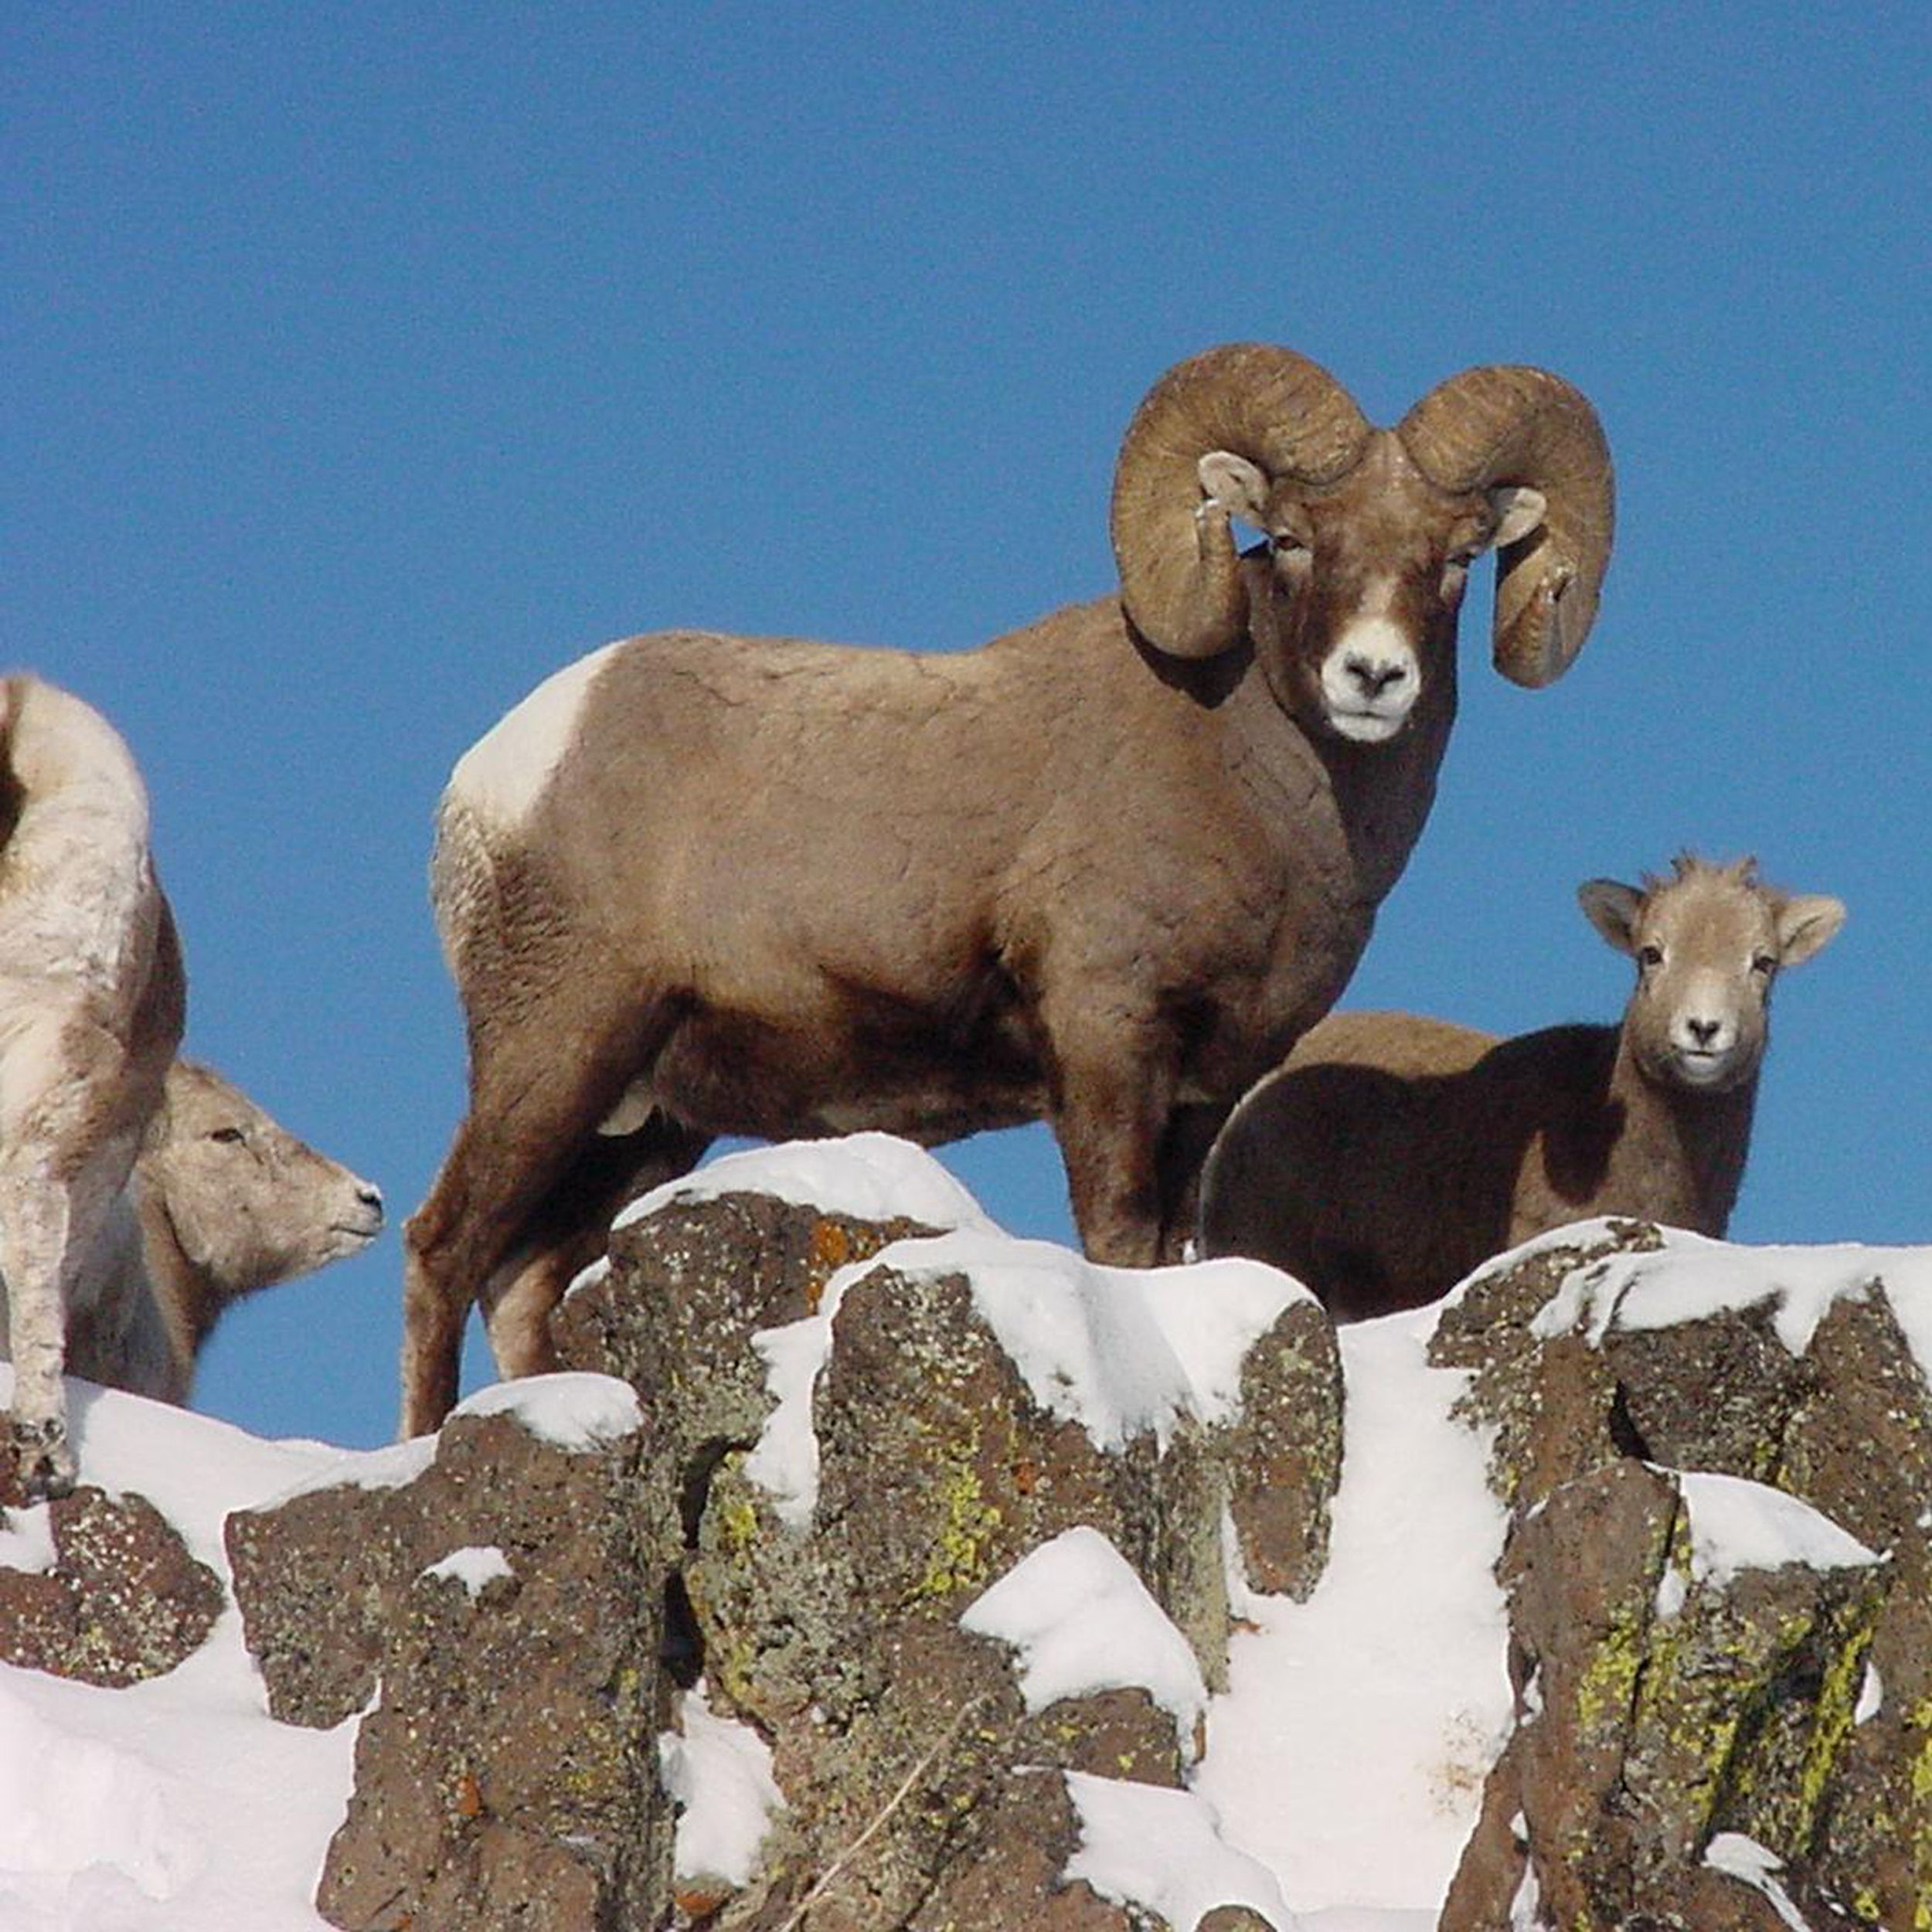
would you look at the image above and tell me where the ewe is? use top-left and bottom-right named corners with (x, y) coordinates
top-left (1, 674), bottom-right (183, 1498)
top-left (402, 343), bottom-right (1614, 1435)
top-left (1197, 856), bottom-right (1845, 1320)
top-left (51, 1060), bottom-right (385, 1405)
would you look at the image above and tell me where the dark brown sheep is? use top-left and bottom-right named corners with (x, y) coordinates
top-left (1197, 856), bottom-right (1845, 1321)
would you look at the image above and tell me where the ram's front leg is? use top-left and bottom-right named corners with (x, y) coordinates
top-left (1051, 1039), bottom-right (1176, 1270)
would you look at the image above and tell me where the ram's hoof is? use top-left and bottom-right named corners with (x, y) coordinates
top-left (9, 1416), bottom-right (77, 1503)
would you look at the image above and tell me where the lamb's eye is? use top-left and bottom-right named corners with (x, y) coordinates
top-left (209, 1126), bottom-right (247, 1145)
top-left (1638, 944), bottom-right (1665, 968)
top-left (1751, 953), bottom-right (1777, 975)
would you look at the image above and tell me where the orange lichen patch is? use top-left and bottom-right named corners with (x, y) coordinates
top-left (673, 1879), bottom-right (734, 1919)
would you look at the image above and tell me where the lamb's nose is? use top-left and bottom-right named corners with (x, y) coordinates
top-left (1685, 1016), bottom-right (1721, 1047)
top-left (359, 1184), bottom-right (386, 1218)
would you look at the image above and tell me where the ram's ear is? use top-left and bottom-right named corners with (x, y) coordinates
top-left (1196, 450), bottom-right (1270, 523)
top-left (1488, 485), bottom-right (1547, 549)
top-left (1578, 879), bottom-right (1644, 954)
top-left (1776, 894), bottom-right (1845, 967)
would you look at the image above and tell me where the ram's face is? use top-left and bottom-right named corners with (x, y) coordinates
top-left (1252, 438), bottom-right (1539, 746)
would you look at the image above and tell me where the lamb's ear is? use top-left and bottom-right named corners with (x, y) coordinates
top-left (1776, 894), bottom-right (1845, 967)
top-left (1578, 879), bottom-right (1644, 955)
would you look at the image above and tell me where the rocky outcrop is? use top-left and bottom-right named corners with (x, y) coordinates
top-left (567, 1176), bottom-right (1336, 1929)
top-left (223, 1149), bottom-right (1339, 1930)
top-left (0, 1485), bottom-right (222, 1685)
top-left (1434, 1220), bottom-right (1932, 1931)
top-left (10, 1158), bottom-right (1930, 1930)
top-left (226, 1380), bottom-right (664, 1932)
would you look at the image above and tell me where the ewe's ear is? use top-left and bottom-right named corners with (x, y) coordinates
top-left (1488, 485), bottom-right (1548, 550)
top-left (1578, 878), bottom-right (1645, 955)
top-left (1776, 894), bottom-right (1846, 967)
top-left (1196, 451), bottom-right (1270, 524)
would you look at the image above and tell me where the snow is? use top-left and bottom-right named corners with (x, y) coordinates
top-left (0, 1365), bottom-right (361, 1931)
top-left (961, 1526), bottom-right (1209, 1756)
top-left (657, 1681), bottom-right (785, 1889)
top-left (1674, 1470), bottom-right (1877, 1587)
top-left (1194, 1306), bottom-right (1515, 1916)
top-left (0, 1503), bottom-right (56, 1575)
top-left (1527, 1222), bottom-right (1932, 1370)
top-left (1855, 1662), bottom-right (1884, 1724)
top-left (422, 1545), bottom-right (513, 1597)
top-left (1063, 1770), bottom-right (1298, 1930)
top-left (611, 1131), bottom-right (995, 1240)
top-left (740, 1180), bottom-right (1306, 1529)
top-left (1704, 1832), bottom-right (1815, 1931)
top-left (3, 1167), bottom-right (1927, 1930)
top-left (447, 1372), bottom-right (644, 1451)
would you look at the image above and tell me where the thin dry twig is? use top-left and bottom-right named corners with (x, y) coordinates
top-left (775, 1694), bottom-right (986, 1931)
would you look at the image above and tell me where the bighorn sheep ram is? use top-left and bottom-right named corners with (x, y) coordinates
top-left (401, 342), bottom-right (1614, 1435)
top-left (2, 673), bottom-right (184, 1498)
top-left (43, 1059), bottom-right (386, 1405)
top-left (1197, 855), bottom-right (1845, 1320)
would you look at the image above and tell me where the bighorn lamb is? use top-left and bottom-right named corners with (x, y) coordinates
top-left (48, 1059), bottom-right (386, 1404)
top-left (402, 342), bottom-right (1614, 1434)
top-left (1197, 855), bottom-right (1845, 1320)
top-left (1, 673), bottom-right (184, 1498)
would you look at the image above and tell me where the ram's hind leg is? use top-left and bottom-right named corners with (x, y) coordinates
top-left (479, 1115), bottom-right (712, 1380)
top-left (401, 1051), bottom-right (628, 1437)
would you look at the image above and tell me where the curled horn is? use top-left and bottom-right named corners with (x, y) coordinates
top-left (1111, 345), bottom-right (1372, 660)
top-left (1398, 366), bottom-right (1615, 688)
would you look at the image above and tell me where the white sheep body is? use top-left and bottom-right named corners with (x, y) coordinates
top-left (1, 674), bottom-right (184, 1496)
top-left (1197, 857), bottom-right (1845, 1321)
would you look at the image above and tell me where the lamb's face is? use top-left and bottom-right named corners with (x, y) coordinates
top-left (1247, 436), bottom-right (1545, 747)
top-left (1580, 862), bottom-right (1846, 1094)
top-left (141, 1062), bottom-right (385, 1301)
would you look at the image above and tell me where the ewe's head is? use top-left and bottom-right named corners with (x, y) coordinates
top-left (142, 1061), bottom-right (384, 1301)
top-left (1110, 345), bottom-right (1614, 743)
top-left (1579, 857), bottom-right (1845, 1093)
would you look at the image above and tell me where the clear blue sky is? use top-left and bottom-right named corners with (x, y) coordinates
top-left (7, 6), bottom-right (1927, 1449)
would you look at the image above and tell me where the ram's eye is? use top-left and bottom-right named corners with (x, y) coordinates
top-left (1270, 530), bottom-right (1308, 555)
top-left (209, 1126), bottom-right (247, 1145)
top-left (1638, 944), bottom-right (1665, 968)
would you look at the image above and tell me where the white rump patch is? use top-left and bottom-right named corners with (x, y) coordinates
top-left (449, 642), bottom-right (620, 832)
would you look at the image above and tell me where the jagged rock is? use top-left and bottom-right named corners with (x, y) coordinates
top-left (1443, 1460), bottom-right (1885, 1931)
top-left (0, 1485), bottom-right (223, 1685)
top-left (553, 1188), bottom-right (942, 1471)
top-left (565, 1164), bottom-right (1330, 1927)
top-left (1431, 1221), bottom-right (1932, 1550)
top-left (227, 1379), bottom-right (668, 1932)
top-left (1434, 1225), bottom-right (1932, 1931)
